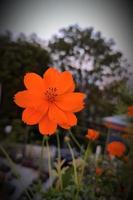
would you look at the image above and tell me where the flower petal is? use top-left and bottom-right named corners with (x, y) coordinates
top-left (43, 67), bottom-right (60, 87)
top-left (14, 90), bottom-right (44, 108)
top-left (55, 92), bottom-right (85, 112)
top-left (49, 104), bottom-right (67, 124)
top-left (22, 107), bottom-right (45, 125)
top-left (66, 112), bottom-right (77, 126)
top-left (14, 91), bottom-right (30, 108)
top-left (59, 123), bottom-right (71, 129)
top-left (57, 71), bottom-right (75, 94)
top-left (71, 105), bottom-right (85, 112)
top-left (59, 113), bottom-right (77, 129)
top-left (24, 73), bottom-right (44, 92)
top-left (39, 115), bottom-right (57, 135)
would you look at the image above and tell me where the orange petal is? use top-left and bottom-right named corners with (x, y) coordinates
top-left (57, 71), bottom-right (75, 94)
top-left (14, 91), bottom-right (30, 108)
top-left (66, 112), bottom-right (77, 126)
top-left (48, 104), bottom-right (67, 124)
top-left (59, 123), bottom-right (71, 129)
top-left (14, 90), bottom-right (44, 108)
top-left (24, 73), bottom-right (44, 92)
top-left (55, 92), bottom-right (85, 112)
top-left (71, 104), bottom-right (85, 112)
top-left (43, 67), bottom-right (60, 88)
top-left (39, 115), bottom-right (57, 135)
top-left (22, 107), bottom-right (45, 125)
top-left (59, 113), bottom-right (77, 129)
top-left (36, 101), bottom-right (49, 113)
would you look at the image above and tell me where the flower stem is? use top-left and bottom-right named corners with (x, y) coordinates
top-left (0, 145), bottom-right (19, 178)
top-left (67, 141), bottom-right (78, 186)
top-left (80, 142), bottom-right (91, 184)
top-left (69, 130), bottom-right (82, 152)
top-left (39, 136), bottom-right (46, 176)
top-left (46, 137), bottom-right (52, 186)
top-left (56, 132), bottom-right (63, 190)
top-left (0, 145), bottom-right (32, 200)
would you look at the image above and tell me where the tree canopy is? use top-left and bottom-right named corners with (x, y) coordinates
top-left (48, 25), bottom-right (132, 128)
top-left (0, 31), bottom-right (51, 130)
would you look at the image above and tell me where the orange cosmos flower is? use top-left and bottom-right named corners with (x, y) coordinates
top-left (86, 129), bottom-right (100, 141)
top-left (95, 167), bottom-right (104, 176)
top-left (128, 106), bottom-right (133, 116)
top-left (107, 141), bottom-right (126, 157)
top-left (14, 67), bottom-right (85, 135)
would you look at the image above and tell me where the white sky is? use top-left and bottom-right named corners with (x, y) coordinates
top-left (0, 0), bottom-right (133, 67)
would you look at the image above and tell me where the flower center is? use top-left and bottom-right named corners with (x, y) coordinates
top-left (45, 87), bottom-right (58, 102)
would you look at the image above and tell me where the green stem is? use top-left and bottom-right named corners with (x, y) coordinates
top-left (67, 141), bottom-right (78, 186)
top-left (22, 188), bottom-right (32, 200)
top-left (69, 130), bottom-right (82, 152)
top-left (0, 145), bottom-right (19, 178)
top-left (80, 142), bottom-right (91, 184)
top-left (56, 132), bottom-right (63, 190)
top-left (46, 137), bottom-right (52, 185)
top-left (39, 136), bottom-right (46, 176)
top-left (0, 145), bottom-right (32, 200)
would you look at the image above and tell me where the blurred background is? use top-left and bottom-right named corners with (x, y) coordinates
top-left (0, 0), bottom-right (133, 141)
top-left (0, 0), bottom-right (133, 199)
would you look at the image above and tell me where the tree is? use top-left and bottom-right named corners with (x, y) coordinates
top-left (48, 25), bottom-right (132, 129)
top-left (0, 32), bottom-right (51, 133)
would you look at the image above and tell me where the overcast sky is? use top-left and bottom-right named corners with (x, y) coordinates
top-left (0, 0), bottom-right (133, 67)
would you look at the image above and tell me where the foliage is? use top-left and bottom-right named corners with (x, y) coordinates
top-left (48, 25), bottom-right (132, 127)
top-left (34, 147), bottom-right (127, 200)
top-left (0, 31), bottom-right (51, 133)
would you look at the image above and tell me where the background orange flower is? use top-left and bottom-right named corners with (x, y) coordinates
top-left (86, 129), bottom-right (100, 141)
top-left (14, 67), bottom-right (85, 135)
top-left (128, 106), bottom-right (133, 116)
top-left (107, 141), bottom-right (126, 157)
top-left (96, 167), bottom-right (104, 176)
